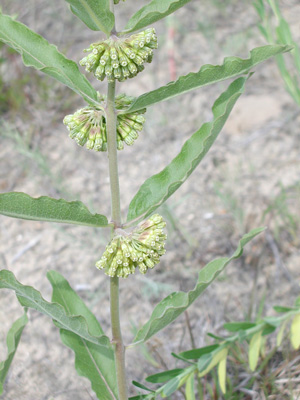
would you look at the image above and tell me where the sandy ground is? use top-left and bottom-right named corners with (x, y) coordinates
top-left (0, 1), bottom-right (300, 399)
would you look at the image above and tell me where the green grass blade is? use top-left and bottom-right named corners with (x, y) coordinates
top-left (124, 0), bottom-right (192, 33)
top-left (0, 13), bottom-right (99, 106)
top-left (0, 192), bottom-right (109, 227)
top-left (0, 311), bottom-right (28, 395)
top-left (133, 228), bottom-right (264, 344)
top-left (47, 271), bottom-right (118, 400)
top-left (65, 0), bottom-right (114, 35)
top-left (127, 76), bottom-right (248, 223)
top-left (122, 45), bottom-right (291, 114)
top-left (0, 270), bottom-right (110, 347)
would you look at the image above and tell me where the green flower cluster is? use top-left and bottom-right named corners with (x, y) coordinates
top-left (80, 28), bottom-right (158, 82)
top-left (63, 94), bottom-right (146, 151)
top-left (96, 214), bottom-right (167, 278)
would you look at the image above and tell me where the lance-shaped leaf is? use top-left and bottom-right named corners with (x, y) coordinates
top-left (290, 314), bottom-right (300, 350)
top-left (185, 373), bottom-right (196, 400)
top-left (47, 271), bottom-right (118, 400)
top-left (159, 366), bottom-right (197, 398)
top-left (0, 270), bottom-right (110, 347)
top-left (217, 350), bottom-right (228, 394)
top-left (65, 0), bottom-right (114, 35)
top-left (133, 228), bottom-right (264, 344)
top-left (0, 13), bottom-right (98, 106)
top-left (146, 369), bottom-right (184, 384)
top-left (0, 311), bottom-right (28, 395)
top-left (124, 0), bottom-right (192, 33)
top-left (122, 45), bottom-right (291, 114)
top-left (248, 331), bottom-right (263, 371)
top-left (0, 192), bottom-right (109, 227)
top-left (127, 76), bottom-right (247, 223)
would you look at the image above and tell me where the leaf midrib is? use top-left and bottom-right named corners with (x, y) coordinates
top-left (0, 25), bottom-right (98, 106)
top-left (51, 274), bottom-right (117, 400)
top-left (71, 1), bottom-right (108, 33)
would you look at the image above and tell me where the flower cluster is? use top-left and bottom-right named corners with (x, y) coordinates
top-left (96, 214), bottom-right (167, 278)
top-left (63, 94), bottom-right (146, 151)
top-left (80, 28), bottom-right (158, 82)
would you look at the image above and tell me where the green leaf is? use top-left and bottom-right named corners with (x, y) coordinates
top-left (178, 344), bottom-right (219, 360)
top-left (127, 76), bottom-right (248, 222)
top-left (146, 369), bottom-right (184, 384)
top-left (47, 271), bottom-right (118, 400)
top-left (129, 395), bottom-right (154, 400)
top-left (276, 319), bottom-right (288, 347)
top-left (122, 45), bottom-right (292, 114)
top-left (0, 311), bottom-right (28, 395)
top-left (197, 353), bottom-right (214, 374)
top-left (185, 373), bottom-right (196, 400)
top-left (0, 270), bottom-right (110, 347)
top-left (133, 228), bottom-right (264, 344)
top-left (223, 322), bottom-right (256, 332)
top-left (263, 316), bottom-right (282, 328)
top-left (273, 306), bottom-right (295, 313)
top-left (290, 314), bottom-right (300, 350)
top-left (0, 13), bottom-right (98, 106)
top-left (132, 381), bottom-right (155, 392)
top-left (198, 348), bottom-right (228, 378)
top-left (248, 331), bottom-right (262, 371)
top-left (0, 192), bottom-right (108, 227)
top-left (160, 366), bottom-right (196, 398)
top-left (65, 0), bottom-right (114, 35)
top-left (124, 0), bottom-right (192, 33)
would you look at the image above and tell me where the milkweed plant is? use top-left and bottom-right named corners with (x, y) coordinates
top-left (0, 0), bottom-right (293, 399)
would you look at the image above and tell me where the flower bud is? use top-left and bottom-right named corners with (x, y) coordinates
top-left (95, 214), bottom-right (167, 278)
top-left (63, 93), bottom-right (146, 151)
top-left (80, 29), bottom-right (158, 82)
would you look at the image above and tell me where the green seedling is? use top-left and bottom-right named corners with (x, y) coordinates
top-left (135, 297), bottom-right (300, 398)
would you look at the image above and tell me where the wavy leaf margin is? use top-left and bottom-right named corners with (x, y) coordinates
top-left (127, 76), bottom-right (248, 223)
top-left (0, 270), bottom-right (110, 348)
top-left (0, 192), bottom-right (109, 227)
top-left (133, 228), bottom-right (265, 344)
top-left (0, 13), bottom-right (99, 106)
top-left (122, 45), bottom-right (292, 114)
top-left (48, 270), bottom-right (118, 400)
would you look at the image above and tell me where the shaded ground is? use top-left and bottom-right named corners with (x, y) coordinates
top-left (0, 0), bottom-right (300, 399)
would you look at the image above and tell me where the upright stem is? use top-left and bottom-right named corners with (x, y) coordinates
top-left (106, 2), bottom-right (127, 397)
top-left (106, 79), bottom-right (128, 399)
top-left (106, 81), bottom-right (121, 225)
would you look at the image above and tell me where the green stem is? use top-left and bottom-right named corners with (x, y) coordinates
top-left (106, 81), bottom-right (121, 226)
top-left (110, 276), bottom-right (128, 400)
top-left (106, 3), bottom-right (127, 397)
top-left (106, 79), bottom-right (128, 399)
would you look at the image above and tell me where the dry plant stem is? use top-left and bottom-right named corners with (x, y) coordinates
top-left (106, 79), bottom-right (128, 399)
